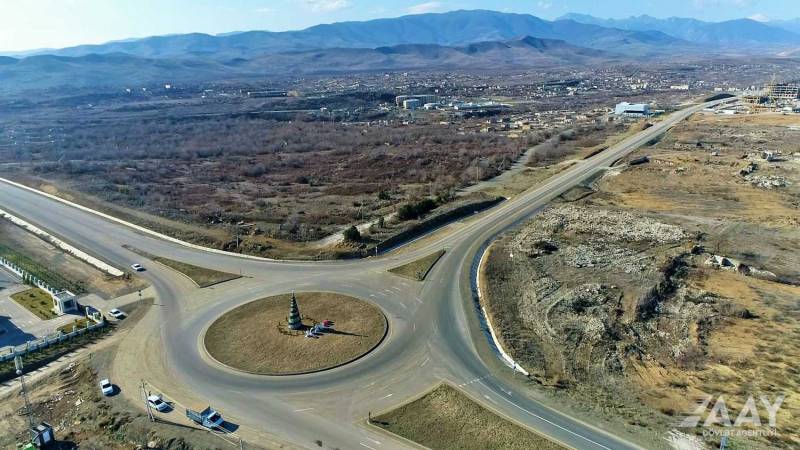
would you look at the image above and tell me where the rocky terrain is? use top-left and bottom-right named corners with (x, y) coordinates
top-left (483, 112), bottom-right (800, 449)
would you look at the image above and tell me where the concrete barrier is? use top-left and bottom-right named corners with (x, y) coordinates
top-left (0, 207), bottom-right (124, 277)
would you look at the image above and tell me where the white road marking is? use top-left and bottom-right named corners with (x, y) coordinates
top-left (476, 380), bottom-right (612, 450)
top-left (360, 443), bottom-right (377, 450)
top-left (366, 437), bottom-right (382, 445)
top-left (484, 394), bottom-right (498, 404)
top-left (399, 302), bottom-right (407, 309)
top-left (420, 357), bottom-right (430, 367)
top-left (293, 408), bottom-right (314, 412)
top-left (362, 381), bottom-right (376, 388)
top-left (378, 393), bottom-right (393, 400)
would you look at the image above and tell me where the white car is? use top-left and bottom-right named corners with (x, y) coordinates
top-left (108, 309), bottom-right (126, 320)
top-left (100, 378), bottom-right (114, 396)
top-left (147, 394), bottom-right (170, 412)
top-left (131, 263), bottom-right (145, 272)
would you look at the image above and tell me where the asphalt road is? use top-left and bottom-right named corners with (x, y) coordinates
top-left (0, 98), bottom-right (733, 449)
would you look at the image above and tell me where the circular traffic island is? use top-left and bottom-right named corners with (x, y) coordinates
top-left (204, 292), bottom-right (387, 375)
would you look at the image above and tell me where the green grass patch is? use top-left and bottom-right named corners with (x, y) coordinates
top-left (153, 257), bottom-right (240, 288)
top-left (0, 243), bottom-right (86, 293)
top-left (57, 317), bottom-right (93, 333)
top-left (373, 384), bottom-right (566, 450)
top-left (388, 250), bottom-right (445, 281)
top-left (11, 288), bottom-right (57, 320)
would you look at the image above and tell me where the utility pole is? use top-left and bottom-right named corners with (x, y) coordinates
top-left (142, 380), bottom-right (154, 422)
top-left (15, 356), bottom-right (35, 432)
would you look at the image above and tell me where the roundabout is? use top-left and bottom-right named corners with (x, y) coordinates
top-left (203, 291), bottom-right (387, 375)
top-left (0, 100), bottom-right (720, 449)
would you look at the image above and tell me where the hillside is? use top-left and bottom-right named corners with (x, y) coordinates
top-left (24, 10), bottom-right (685, 59)
top-left (561, 13), bottom-right (800, 47)
top-left (0, 37), bottom-right (619, 93)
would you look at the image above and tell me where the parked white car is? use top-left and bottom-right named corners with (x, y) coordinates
top-left (100, 378), bottom-right (114, 396)
top-left (108, 309), bottom-right (126, 320)
top-left (131, 263), bottom-right (145, 272)
top-left (147, 394), bottom-right (170, 412)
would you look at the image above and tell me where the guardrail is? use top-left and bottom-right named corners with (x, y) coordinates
top-left (0, 256), bottom-right (64, 298)
top-left (0, 319), bottom-right (106, 362)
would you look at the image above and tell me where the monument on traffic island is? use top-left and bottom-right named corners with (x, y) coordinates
top-left (287, 291), bottom-right (302, 330)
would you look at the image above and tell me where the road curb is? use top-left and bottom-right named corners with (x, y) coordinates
top-left (475, 243), bottom-right (530, 376)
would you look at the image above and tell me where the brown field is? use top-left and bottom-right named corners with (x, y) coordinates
top-left (204, 292), bottom-right (386, 375)
top-left (373, 383), bottom-right (566, 450)
top-left (483, 112), bottom-right (800, 448)
top-left (0, 108), bottom-right (530, 258)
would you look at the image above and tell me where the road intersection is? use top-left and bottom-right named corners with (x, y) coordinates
top-left (0, 98), bottom-right (732, 449)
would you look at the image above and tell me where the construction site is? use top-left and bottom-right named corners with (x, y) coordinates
top-left (741, 80), bottom-right (800, 113)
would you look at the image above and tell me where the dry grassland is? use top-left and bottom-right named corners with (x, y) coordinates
top-left (204, 292), bottom-right (386, 375)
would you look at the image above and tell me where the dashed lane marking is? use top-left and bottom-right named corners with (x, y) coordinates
top-left (475, 380), bottom-right (613, 450)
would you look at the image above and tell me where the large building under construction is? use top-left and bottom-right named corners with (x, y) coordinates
top-left (742, 82), bottom-right (800, 111)
top-left (766, 83), bottom-right (800, 100)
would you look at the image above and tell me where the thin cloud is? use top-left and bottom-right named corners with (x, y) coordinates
top-left (408, 2), bottom-right (445, 14)
top-left (748, 13), bottom-right (769, 22)
top-left (303, 0), bottom-right (350, 13)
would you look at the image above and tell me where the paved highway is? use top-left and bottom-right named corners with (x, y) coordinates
top-left (0, 98), bottom-right (732, 449)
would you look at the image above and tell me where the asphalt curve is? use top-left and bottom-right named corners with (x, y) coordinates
top-left (0, 98), bottom-right (732, 449)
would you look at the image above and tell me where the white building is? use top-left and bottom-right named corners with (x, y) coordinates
top-left (614, 102), bottom-right (651, 117)
top-left (52, 290), bottom-right (78, 315)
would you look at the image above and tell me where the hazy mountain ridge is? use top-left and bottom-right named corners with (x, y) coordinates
top-left (0, 36), bottom-right (618, 93)
top-left (560, 13), bottom-right (800, 46)
top-left (771, 18), bottom-right (800, 35)
top-left (15, 10), bottom-right (686, 60)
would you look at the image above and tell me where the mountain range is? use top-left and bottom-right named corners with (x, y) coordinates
top-left (0, 36), bottom-right (618, 93)
top-left (1, 9), bottom-right (800, 95)
top-left (17, 10), bottom-right (685, 60)
top-left (560, 13), bottom-right (800, 46)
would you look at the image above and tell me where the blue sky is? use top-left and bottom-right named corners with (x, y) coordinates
top-left (1, 0), bottom-right (798, 52)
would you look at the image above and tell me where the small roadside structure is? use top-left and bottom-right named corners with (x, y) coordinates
top-left (52, 290), bottom-right (78, 315)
